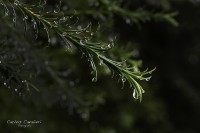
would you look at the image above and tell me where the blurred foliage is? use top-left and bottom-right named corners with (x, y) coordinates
top-left (0, 0), bottom-right (200, 133)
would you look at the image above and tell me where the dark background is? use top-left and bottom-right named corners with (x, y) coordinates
top-left (0, 0), bottom-right (200, 132)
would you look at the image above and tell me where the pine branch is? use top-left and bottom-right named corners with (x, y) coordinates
top-left (110, 7), bottom-right (178, 26)
top-left (66, 0), bottom-right (178, 26)
top-left (54, 8), bottom-right (178, 26)
top-left (0, 0), bottom-right (155, 101)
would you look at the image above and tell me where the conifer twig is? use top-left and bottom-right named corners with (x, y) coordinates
top-left (1, 0), bottom-right (156, 101)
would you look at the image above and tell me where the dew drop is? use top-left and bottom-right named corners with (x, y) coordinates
top-left (62, 32), bottom-right (67, 36)
top-left (4, 82), bottom-right (6, 86)
top-left (107, 44), bottom-right (111, 48)
top-left (122, 77), bottom-right (126, 82)
top-left (54, 10), bottom-right (58, 13)
top-left (32, 20), bottom-right (37, 29)
top-left (145, 76), bottom-right (152, 81)
top-left (15, 88), bottom-right (18, 92)
top-left (13, 18), bottom-right (16, 23)
top-left (23, 15), bottom-right (28, 21)
top-left (133, 89), bottom-right (137, 99)
top-left (80, 40), bottom-right (85, 46)
top-left (99, 60), bottom-right (103, 66)
top-left (22, 80), bottom-right (27, 83)
top-left (92, 77), bottom-right (97, 82)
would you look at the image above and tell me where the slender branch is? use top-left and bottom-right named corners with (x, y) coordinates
top-left (1, 0), bottom-right (155, 101)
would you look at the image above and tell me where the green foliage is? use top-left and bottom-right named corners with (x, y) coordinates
top-left (0, 0), bottom-right (167, 101)
top-left (3, 0), bottom-right (195, 133)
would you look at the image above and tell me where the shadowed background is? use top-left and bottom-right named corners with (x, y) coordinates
top-left (0, 0), bottom-right (200, 133)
